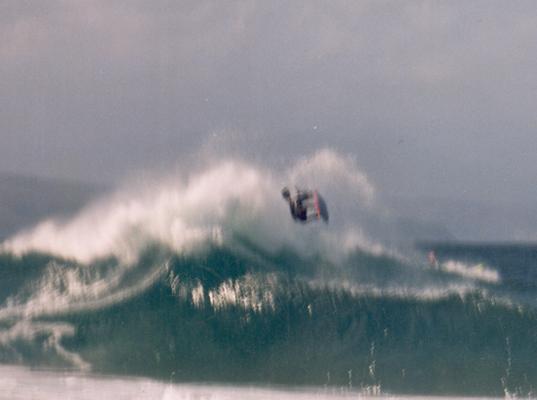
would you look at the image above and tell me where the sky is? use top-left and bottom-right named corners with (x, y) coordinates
top-left (2, 1), bottom-right (537, 208)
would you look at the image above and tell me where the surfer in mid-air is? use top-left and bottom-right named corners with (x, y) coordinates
top-left (281, 187), bottom-right (329, 223)
top-left (281, 187), bottom-right (311, 222)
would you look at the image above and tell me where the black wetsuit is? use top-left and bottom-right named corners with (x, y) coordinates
top-left (288, 192), bottom-right (311, 221)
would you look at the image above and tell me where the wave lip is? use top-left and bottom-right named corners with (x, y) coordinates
top-left (0, 149), bottom-right (387, 265)
top-left (440, 260), bottom-right (500, 283)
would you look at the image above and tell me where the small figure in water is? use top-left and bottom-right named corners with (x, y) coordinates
top-left (281, 187), bottom-right (313, 222)
top-left (428, 250), bottom-right (439, 269)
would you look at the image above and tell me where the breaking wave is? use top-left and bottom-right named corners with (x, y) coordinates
top-left (440, 260), bottom-right (500, 283)
top-left (0, 149), bottom-right (535, 397)
top-left (2, 149), bottom-right (379, 263)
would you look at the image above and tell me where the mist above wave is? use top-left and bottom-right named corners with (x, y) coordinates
top-left (1, 149), bottom-right (381, 264)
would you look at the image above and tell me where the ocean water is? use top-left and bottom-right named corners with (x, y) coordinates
top-left (0, 365), bottom-right (376, 400)
top-left (0, 151), bottom-right (535, 398)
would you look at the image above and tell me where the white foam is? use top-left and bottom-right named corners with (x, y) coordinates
top-left (440, 260), bottom-right (500, 284)
top-left (1, 161), bottom-right (272, 263)
top-left (0, 365), bottom-right (502, 400)
top-left (0, 321), bottom-right (90, 371)
top-left (206, 273), bottom-right (277, 313)
top-left (0, 261), bottom-right (164, 320)
top-left (1, 150), bottom-right (383, 264)
top-left (308, 278), bottom-right (479, 303)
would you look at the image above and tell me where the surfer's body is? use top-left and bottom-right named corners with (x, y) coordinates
top-left (282, 188), bottom-right (312, 222)
top-left (281, 187), bottom-right (329, 223)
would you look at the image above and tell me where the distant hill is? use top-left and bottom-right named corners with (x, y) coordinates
top-left (0, 173), bottom-right (107, 241)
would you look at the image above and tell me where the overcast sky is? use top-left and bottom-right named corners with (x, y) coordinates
top-left (2, 1), bottom-right (537, 206)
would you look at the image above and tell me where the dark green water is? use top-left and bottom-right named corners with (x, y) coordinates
top-left (1, 240), bottom-right (536, 397)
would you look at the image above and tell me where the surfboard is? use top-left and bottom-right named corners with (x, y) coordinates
top-left (313, 190), bottom-right (329, 223)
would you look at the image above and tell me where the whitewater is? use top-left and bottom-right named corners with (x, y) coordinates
top-left (0, 149), bottom-right (536, 398)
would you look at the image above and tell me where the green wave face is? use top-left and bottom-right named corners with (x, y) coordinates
top-left (1, 241), bottom-right (536, 397)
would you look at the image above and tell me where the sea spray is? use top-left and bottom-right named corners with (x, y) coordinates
top-left (0, 151), bottom-right (536, 396)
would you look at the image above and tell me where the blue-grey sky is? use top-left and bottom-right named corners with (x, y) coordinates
top-left (2, 1), bottom-right (537, 206)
